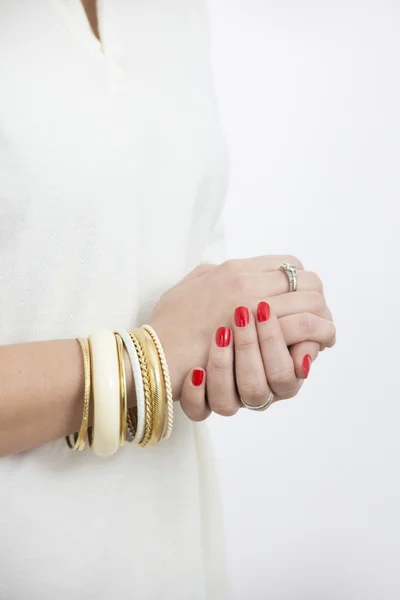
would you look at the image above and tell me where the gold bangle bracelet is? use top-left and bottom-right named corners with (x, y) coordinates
top-left (132, 328), bottom-right (165, 446)
top-left (128, 331), bottom-right (154, 447)
top-left (143, 324), bottom-right (174, 440)
top-left (126, 408), bottom-right (137, 441)
top-left (66, 337), bottom-right (91, 451)
top-left (114, 333), bottom-right (127, 446)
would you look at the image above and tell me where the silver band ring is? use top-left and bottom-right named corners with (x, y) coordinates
top-left (240, 390), bottom-right (274, 412)
top-left (280, 262), bottom-right (297, 292)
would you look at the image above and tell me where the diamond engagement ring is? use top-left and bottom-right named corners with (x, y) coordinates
top-left (280, 262), bottom-right (297, 292)
top-left (240, 390), bottom-right (274, 412)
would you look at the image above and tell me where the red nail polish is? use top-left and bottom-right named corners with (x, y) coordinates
top-left (257, 301), bottom-right (271, 323)
top-left (302, 354), bottom-right (312, 378)
top-left (216, 327), bottom-right (231, 347)
top-left (192, 369), bottom-right (204, 386)
top-left (234, 306), bottom-right (250, 328)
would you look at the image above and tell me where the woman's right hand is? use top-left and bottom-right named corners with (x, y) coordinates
top-left (147, 256), bottom-right (335, 399)
top-left (180, 299), bottom-right (332, 421)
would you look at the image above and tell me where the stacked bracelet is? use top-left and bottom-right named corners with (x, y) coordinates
top-left (115, 329), bottom-right (146, 444)
top-left (114, 333), bottom-right (128, 446)
top-left (66, 337), bottom-right (91, 451)
top-left (143, 325), bottom-right (174, 440)
top-left (131, 328), bottom-right (165, 446)
top-left (89, 330), bottom-right (121, 457)
top-left (66, 325), bottom-right (174, 456)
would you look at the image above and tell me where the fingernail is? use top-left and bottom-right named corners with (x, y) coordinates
top-left (216, 327), bottom-right (231, 347)
top-left (302, 354), bottom-right (312, 378)
top-left (192, 369), bottom-right (205, 386)
top-left (234, 306), bottom-right (250, 328)
top-left (257, 301), bottom-right (271, 323)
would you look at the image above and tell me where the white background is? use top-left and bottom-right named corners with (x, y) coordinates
top-left (207, 1), bottom-right (400, 598)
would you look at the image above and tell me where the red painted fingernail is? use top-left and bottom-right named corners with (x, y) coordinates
top-left (257, 301), bottom-right (271, 323)
top-left (234, 306), bottom-right (250, 328)
top-left (192, 369), bottom-right (204, 386)
top-left (302, 354), bottom-right (312, 378)
top-left (216, 327), bottom-right (231, 347)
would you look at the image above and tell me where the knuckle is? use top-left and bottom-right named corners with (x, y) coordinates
top-left (285, 255), bottom-right (304, 270)
top-left (241, 381), bottom-right (269, 404)
top-left (279, 388), bottom-right (299, 400)
top-left (195, 263), bottom-right (214, 276)
top-left (221, 258), bottom-right (240, 275)
top-left (231, 272), bottom-right (252, 296)
top-left (208, 359), bottom-right (231, 375)
top-left (268, 366), bottom-right (296, 388)
top-left (234, 337), bottom-right (257, 353)
top-left (327, 323), bottom-right (337, 347)
top-left (258, 326), bottom-right (277, 346)
top-left (308, 291), bottom-right (325, 314)
top-left (190, 410), bottom-right (211, 423)
top-left (299, 313), bottom-right (316, 336)
top-left (215, 401), bottom-right (239, 418)
top-left (308, 271), bottom-right (324, 293)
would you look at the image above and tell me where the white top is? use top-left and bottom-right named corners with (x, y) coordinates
top-left (0, 2), bottom-right (229, 598)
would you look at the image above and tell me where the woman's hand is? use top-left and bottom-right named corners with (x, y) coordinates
top-left (180, 300), bottom-right (333, 420)
top-left (148, 255), bottom-right (335, 399)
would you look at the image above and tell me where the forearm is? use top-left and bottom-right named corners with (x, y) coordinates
top-left (0, 339), bottom-right (134, 456)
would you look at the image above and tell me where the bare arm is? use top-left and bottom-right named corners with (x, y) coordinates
top-left (0, 339), bottom-right (134, 457)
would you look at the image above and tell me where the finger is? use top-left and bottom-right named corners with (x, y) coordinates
top-left (180, 368), bottom-right (211, 422)
top-left (232, 305), bottom-right (271, 407)
top-left (230, 270), bottom-right (324, 301)
top-left (289, 341), bottom-right (319, 379)
top-left (223, 255), bottom-right (305, 273)
top-left (256, 301), bottom-right (300, 400)
top-left (278, 313), bottom-right (336, 347)
top-left (207, 327), bottom-right (240, 417)
top-left (268, 291), bottom-right (329, 319)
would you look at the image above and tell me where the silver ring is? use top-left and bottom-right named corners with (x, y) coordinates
top-left (240, 390), bottom-right (274, 412)
top-left (280, 262), bottom-right (297, 292)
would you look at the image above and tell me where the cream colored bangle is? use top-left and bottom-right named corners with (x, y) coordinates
top-left (66, 338), bottom-right (91, 451)
top-left (88, 330), bottom-right (121, 457)
top-left (143, 324), bottom-right (174, 440)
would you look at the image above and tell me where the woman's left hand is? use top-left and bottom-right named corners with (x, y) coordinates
top-left (180, 301), bottom-right (335, 421)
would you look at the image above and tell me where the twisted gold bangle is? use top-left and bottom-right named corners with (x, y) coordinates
top-left (143, 324), bottom-right (174, 440)
top-left (66, 338), bottom-right (91, 451)
top-left (126, 408), bottom-right (137, 441)
top-left (132, 328), bottom-right (165, 445)
top-left (128, 331), bottom-right (153, 447)
top-left (114, 333), bottom-right (127, 446)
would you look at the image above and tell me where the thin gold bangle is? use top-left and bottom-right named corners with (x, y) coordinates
top-left (128, 331), bottom-right (153, 447)
top-left (143, 325), bottom-right (174, 440)
top-left (126, 409), bottom-right (137, 441)
top-left (66, 338), bottom-right (91, 451)
top-left (132, 328), bottom-right (165, 445)
top-left (114, 333), bottom-right (127, 446)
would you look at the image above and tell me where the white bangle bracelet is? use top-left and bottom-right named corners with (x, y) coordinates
top-left (89, 330), bottom-right (121, 457)
top-left (115, 329), bottom-right (146, 444)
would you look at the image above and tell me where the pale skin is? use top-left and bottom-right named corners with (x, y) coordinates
top-left (0, 3), bottom-right (336, 456)
top-left (0, 255), bottom-right (335, 456)
top-left (163, 257), bottom-right (336, 418)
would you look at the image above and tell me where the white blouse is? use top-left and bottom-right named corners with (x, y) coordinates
top-left (0, 1), bottom-right (229, 598)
